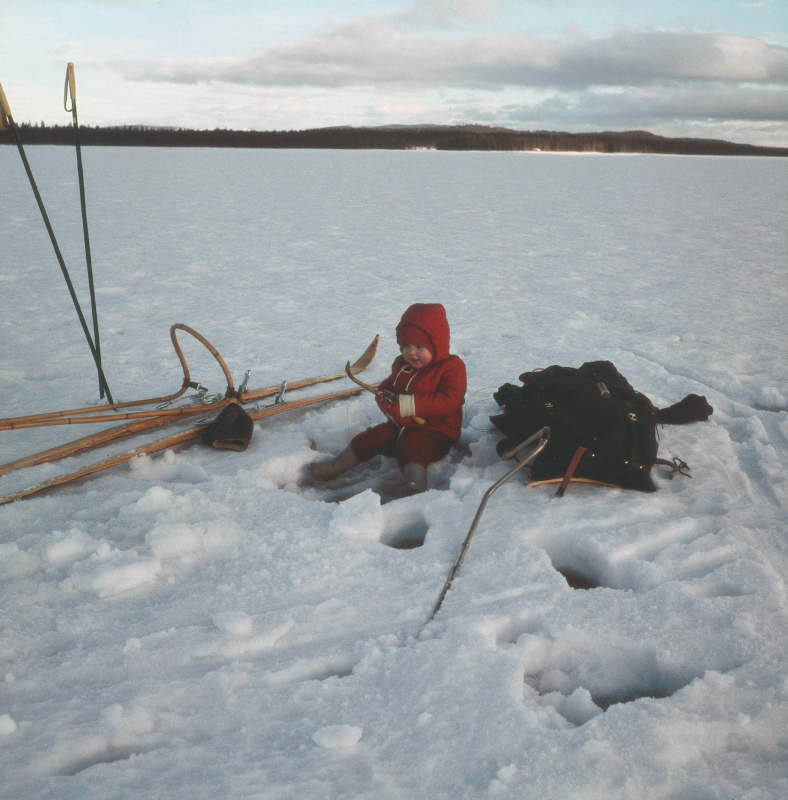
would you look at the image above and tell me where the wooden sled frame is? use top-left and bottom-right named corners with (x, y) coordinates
top-left (0, 333), bottom-right (380, 494)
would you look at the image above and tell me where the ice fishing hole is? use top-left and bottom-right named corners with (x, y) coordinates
top-left (525, 678), bottom-right (685, 727)
top-left (590, 687), bottom-right (671, 710)
top-left (556, 568), bottom-right (601, 591)
top-left (525, 665), bottom-right (710, 727)
top-left (543, 550), bottom-right (606, 590)
top-left (381, 510), bottom-right (429, 550)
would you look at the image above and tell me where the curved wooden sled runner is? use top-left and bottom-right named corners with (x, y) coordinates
top-left (0, 332), bottom-right (379, 479)
top-left (0, 331), bottom-right (380, 504)
top-left (0, 385), bottom-right (365, 506)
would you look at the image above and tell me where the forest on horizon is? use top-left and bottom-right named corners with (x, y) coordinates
top-left (2, 122), bottom-right (786, 157)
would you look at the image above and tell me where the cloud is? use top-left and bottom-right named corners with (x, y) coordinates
top-left (107, 10), bottom-right (788, 144)
top-left (500, 85), bottom-right (788, 129)
top-left (391, 0), bottom-right (506, 30)
top-left (123, 22), bottom-right (788, 91)
top-left (555, 31), bottom-right (788, 86)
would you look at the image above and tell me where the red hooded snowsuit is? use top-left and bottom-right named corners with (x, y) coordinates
top-left (350, 303), bottom-right (467, 468)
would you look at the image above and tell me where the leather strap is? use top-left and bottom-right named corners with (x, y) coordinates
top-left (555, 446), bottom-right (587, 497)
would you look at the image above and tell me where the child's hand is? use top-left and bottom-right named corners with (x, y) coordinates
top-left (378, 390), bottom-right (396, 405)
top-left (376, 394), bottom-right (424, 426)
top-left (376, 393), bottom-right (395, 415)
top-left (376, 393), bottom-right (405, 425)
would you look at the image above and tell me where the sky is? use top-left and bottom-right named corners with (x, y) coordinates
top-left (1, 0), bottom-right (787, 147)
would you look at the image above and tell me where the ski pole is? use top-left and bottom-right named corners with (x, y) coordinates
top-left (428, 427), bottom-right (551, 622)
top-left (0, 80), bottom-right (114, 403)
top-left (64, 63), bottom-right (106, 400)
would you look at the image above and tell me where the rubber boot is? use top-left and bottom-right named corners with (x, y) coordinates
top-left (399, 462), bottom-right (427, 497)
top-left (309, 446), bottom-right (360, 481)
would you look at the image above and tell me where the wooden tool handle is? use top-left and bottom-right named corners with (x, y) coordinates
top-left (0, 82), bottom-right (11, 126)
top-left (66, 63), bottom-right (76, 99)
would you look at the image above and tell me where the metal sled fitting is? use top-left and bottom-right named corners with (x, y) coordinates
top-left (248, 381), bottom-right (288, 413)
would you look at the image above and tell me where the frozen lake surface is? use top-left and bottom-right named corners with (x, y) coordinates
top-left (1, 147), bottom-right (787, 799)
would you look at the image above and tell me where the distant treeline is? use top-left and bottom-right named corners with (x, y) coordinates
top-left (2, 122), bottom-right (786, 157)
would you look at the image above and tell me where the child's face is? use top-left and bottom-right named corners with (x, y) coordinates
top-left (401, 343), bottom-right (433, 369)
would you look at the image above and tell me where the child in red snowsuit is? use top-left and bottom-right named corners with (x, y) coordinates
top-left (310, 303), bottom-right (467, 496)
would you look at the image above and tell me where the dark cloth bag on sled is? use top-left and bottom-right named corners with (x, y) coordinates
top-left (491, 361), bottom-right (712, 493)
top-left (201, 402), bottom-right (254, 451)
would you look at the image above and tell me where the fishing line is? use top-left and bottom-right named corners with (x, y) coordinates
top-left (463, 387), bottom-right (502, 431)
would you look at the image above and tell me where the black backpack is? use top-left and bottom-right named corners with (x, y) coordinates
top-left (491, 361), bottom-right (712, 493)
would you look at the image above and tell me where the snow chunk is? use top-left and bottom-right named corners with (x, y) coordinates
top-left (753, 385), bottom-right (787, 410)
top-left (200, 620), bottom-right (294, 659)
top-left (70, 548), bottom-right (162, 598)
top-left (145, 520), bottom-right (236, 560)
top-left (254, 432), bottom-right (317, 487)
top-left (561, 687), bottom-right (604, 726)
top-left (328, 489), bottom-right (384, 540)
top-left (211, 611), bottom-right (253, 636)
top-left (101, 702), bottom-right (156, 745)
top-left (449, 464), bottom-right (481, 496)
top-left (0, 542), bottom-right (41, 578)
top-left (218, 621), bottom-right (295, 658)
top-left (44, 528), bottom-right (98, 566)
top-left (129, 450), bottom-right (208, 484)
top-left (146, 523), bottom-right (202, 560)
top-left (131, 485), bottom-right (176, 514)
top-left (488, 763), bottom-right (518, 795)
top-left (537, 687), bottom-right (604, 727)
top-left (312, 724), bottom-right (362, 749)
top-left (0, 714), bottom-right (16, 736)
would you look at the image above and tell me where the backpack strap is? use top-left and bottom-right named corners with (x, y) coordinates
top-left (654, 457), bottom-right (692, 479)
top-left (624, 399), bottom-right (652, 472)
top-left (555, 446), bottom-right (587, 497)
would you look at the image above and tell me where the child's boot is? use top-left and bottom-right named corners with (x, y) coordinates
top-left (400, 463), bottom-right (427, 497)
top-left (309, 446), bottom-right (359, 481)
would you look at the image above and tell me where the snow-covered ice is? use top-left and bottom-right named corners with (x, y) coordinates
top-left (1, 146), bottom-right (787, 799)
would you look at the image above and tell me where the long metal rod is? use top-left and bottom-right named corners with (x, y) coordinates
top-left (65, 63), bottom-right (105, 399)
top-left (0, 81), bottom-right (113, 402)
top-left (428, 427), bottom-right (551, 622)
